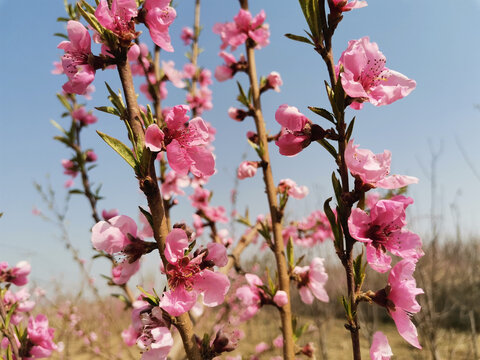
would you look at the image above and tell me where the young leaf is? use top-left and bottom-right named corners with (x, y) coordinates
top-left (346, 117), bottom-right (355, 142)
top-left (95, 106), bottom-right (121, 117)
top-left (287, 236), bottom-right (295, 269)
top-left (138, 206), bottom-right (154, 232)
top-left (317, 139), bottom-right (337, 159)
top-left (284, 33), bottom-right (314, 45)
top-left (308, 106), bottom-right (335, 124)
top-left (56, 94), bottom-right (72, 112)
top-left (97, 131), bottom-right (137, 170)
top-left (50, 119), bottom-right (67, 135)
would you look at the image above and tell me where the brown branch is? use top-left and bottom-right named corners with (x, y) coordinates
top-left (116, 59), bottom-right (201, 360)
top-left (238, 1), bottom-right (295, 358)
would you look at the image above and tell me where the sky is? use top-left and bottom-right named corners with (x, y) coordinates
top-left (1, 0), bottom-right (480, 290)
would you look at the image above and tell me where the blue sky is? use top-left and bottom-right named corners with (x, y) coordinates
top-left (1, 0), bottom-right (480, 289)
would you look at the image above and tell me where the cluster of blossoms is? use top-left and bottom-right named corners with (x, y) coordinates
top-left (121, 299), bottom-right (173, 360)
top-left (145, 105), bottom-right (215, 178)
top-left (57, 0), bottom-right (177, 95)
top-left (91, 214), bottom-right (155, 284)
top-left (1, 261), bottom-right (59, 359)
top-left (158, 228), bottom-right (230, 316)
top-left (189, 186), bottom-right (229, 240)
top-left (213, 9), bottom-right (269, 51)
top-left (282, 210), bottom-right (333, 247)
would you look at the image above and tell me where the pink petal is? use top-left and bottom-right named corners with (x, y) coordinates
top-left (193, 270), bottom-right (230, 307)
top-left (159, 285), bottom-right (196, 316)
top-left (164, 228), bottom-right (189, 264)
top-left (390, 309), bottom-right (421, 349)
top-left (145, 124), bottom-right (165, 152)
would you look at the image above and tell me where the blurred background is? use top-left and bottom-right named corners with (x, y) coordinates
top-left (1, 0), bottom-right (480, 358)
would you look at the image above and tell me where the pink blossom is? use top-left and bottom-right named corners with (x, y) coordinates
top-left (183, 63), bottom-right (196, 79)
top-left (235, 274), bottom-right (263, 321)
top-left (112, 260), bottom-right (141, 285)
top-left (51, 61), bottom-right (64, 75)
top-left (228, 107), bottom-right (248, 122)
top-left (162, 60), bottom-right (185, 88)
top-left (62, 159), bottom-right (77, 177)
top-left (294, 258), bottom-right (329, 304)
top-left (329, 0), bottom-right (367, 12)
top-left (384, 260), bottom-right (423, 349)
top-left (206, 243), bottom-right (228, 267)
top-left (181, 26), bottom-right (194, 45)
top-left (214, 51), bottom-right (237, 82)
top-left (283, 210), bottom-right (333, 247)
top-left (143, 0), bottom-right (176, 52)
top-left (145, 105), bottom-right (215, 177)
top-left (159, 229), bottom-right (229, 316)
top-left (64, 179), bottom-right (74, 188)
top-left (348, 196), bottom-right (423, 273)
top-left (345, 140), bottom-right (419, 189)
top-left (237, 161), bottom-right (258, 179)
top-left (192, 214), bottom-right (204, 237)
top-left (186, 87), bottom-right (213, 115)
top-left (199, 69), bottom-right (213, 87)
top-left (255, 342), bottom-right (270, 354)
top-left (139, 327), bottom-right (173, 360)
top-left (102, 208), bottom-right (119, 221)
top-left (266, 71), bottom-right (283, 92)
top-left (370, 332), bottom-right (393, 360)
top-left (190, 187), bottom-right (211, 210)
top-left (337, 37), bottom-right (416, 109)
top-left (273, 290), bottom-right (288, 307)
top-left (91, 215), bottom-right (137, 254)
top-left (203, 205), bottom-right (229, 223)
top-left (58, 21), bottom-right (95, 95)
top-left (272, 335), bottom-right (283, 348)
top-left (72, 106), bottom-right (97, 125)
top-left (275, 104), bottom-right (312, 156)
top-left (95, 0), bottom-right (138, 40)
top-left (27, 314), bottom-right (58, 358)
top-left (213, 9), bottom-right (270, 51)
top-left (0, 261), bottom-right (31, 286)
top-left (85, 150), bottom-right (97, 162)
top-left (129, 43), bottom-right (150, 76)
top-left (278, 178), bottom-right (309, 199)
top-left (161, 171), bottom-right (189, 200)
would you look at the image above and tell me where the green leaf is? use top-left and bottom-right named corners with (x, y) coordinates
top-left (97, 131), bottom-right (137, 170)
top-left (105, 82), bottom-right (125, 113)
top-left (95, 106), bottom-right (120, 117)
top-left (50, 119), bottom-right (67, 135)
top-left (287, 236), bottom-right (294, 269)
top-left (266, 267), bottom-right (276, 295)
top-left (308, 106), bottom-right (335, 124)
top-left (54, 32), bottom-right (69, 39)
top-left (56, 17), bottom-right (70, 22)
top-left (353, 251), bottom-right (365, 289)
top-left (324, 198), bottom-right (343, 251)
top-left (317, 139), bottom-right (337, 159)
top-left (56, 93), bottom-right (72, 112)
top-left (137, 286), bottom-right (159, 305)
top-left (236, 81), bottom-right (250, 107)
top-left (138, 206), bottom-right (154, 232)
top-left (331, 172), bottom-right (343, 206)
top-left (69, 189), bottom-right (85, 195)
top-left (284, 33), bottom-right (313, 45)
top-left (341, 296), bottom-right (352, 320)
top-left (77, 4), bottom-right (103, 35)
top-left (54, 135), bottom-right (72, 146)
top-left (346, 117), bottom-right (355, 142)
